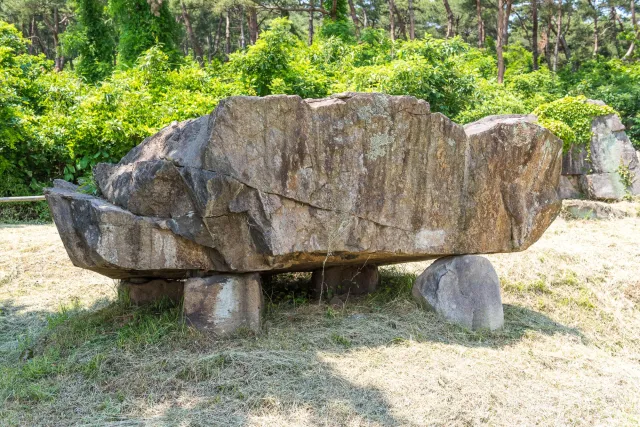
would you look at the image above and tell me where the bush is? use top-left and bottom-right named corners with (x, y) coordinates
top-left (455, 81), bottom-right (527, 124)
top-left (534, 95), bottom-right (617, 152)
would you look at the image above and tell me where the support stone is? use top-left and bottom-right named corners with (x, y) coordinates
top-left (412, 255), bottom-right (504, 331)
top-left (119, 279), bottom-right (184, 305)
top-left (311, 265), bottom-right (379, 297)
top-left (183, 274), bottom-right (263, 336)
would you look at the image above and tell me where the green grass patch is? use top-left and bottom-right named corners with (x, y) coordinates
top-left (0, 296), bottom-right (193, 405)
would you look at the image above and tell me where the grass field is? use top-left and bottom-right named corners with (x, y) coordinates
top-left (1, 209), bottom-right (640, 426)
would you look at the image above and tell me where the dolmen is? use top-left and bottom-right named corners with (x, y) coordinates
top-left (45, 93), bottom-right (563, 334)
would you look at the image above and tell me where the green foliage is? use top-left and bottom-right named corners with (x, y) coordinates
top-left (534, 95), bottom-right (617, 152)
top-left (350, 36), bottom-right (475, 117)
top-left (560, 60), bottom-right (640, 148)
top-left (617, 162), bottom-right (636, 195)
top-left (537, 119), bottom-right (576, 148)
top-left (455, 80), bottom-right (528, 124)
top-left (322, 0), bottom-right (349, 22)
top-left (67, 0), bottom-right (116, 82)
top-left (108, 0), bottom-right (181, 67)
top-left (319, 20), bottom-right (356, 43)
top-left (230, 18), bottom-right (328, 98)
top-left (2, 17), bottom-right (640, 223)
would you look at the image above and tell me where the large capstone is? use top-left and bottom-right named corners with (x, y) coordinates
top-left (45, 93), bottom-right (563, 280)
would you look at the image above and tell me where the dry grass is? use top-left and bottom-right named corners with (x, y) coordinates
top-left (1, 210), bottom-right (640, 426)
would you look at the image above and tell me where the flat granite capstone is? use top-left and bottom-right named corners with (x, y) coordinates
top-left (45, 93), bottom-right (563, 280)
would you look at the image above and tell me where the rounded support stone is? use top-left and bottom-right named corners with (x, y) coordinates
top-left (412, 255), bottom-right (504, 331)
top-left (119, 279), bottom-right (184, 305)
top-left (311, 265), bottom-right (379, 297)
top-left (183, 273), bottom-right (263, 336)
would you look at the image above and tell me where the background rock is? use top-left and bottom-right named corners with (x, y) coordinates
top-left (559, 112), bottom-right (640, 201)
top-left (562, 200), bottom-right (628, 220)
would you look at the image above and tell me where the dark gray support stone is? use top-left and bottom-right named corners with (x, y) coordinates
top-left (119, 279), bottom-right (184, 305)
top-left (311, 264), bottom-right (379, 297)
top-left (412, 255), bottom-right (504, 331)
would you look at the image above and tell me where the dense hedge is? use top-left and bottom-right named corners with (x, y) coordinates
top-left (1, 18), bottom-right (639, 212)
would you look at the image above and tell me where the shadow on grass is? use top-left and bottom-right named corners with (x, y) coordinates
top-left (0, 268), bottom-right (585, 426)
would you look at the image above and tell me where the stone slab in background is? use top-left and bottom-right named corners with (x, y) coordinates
top-left (582, 115), bottom-right (640, 200)
top-left (581, 173), bottom-right (627, 201)
top-left (46, 93), bottom-right (563, 280)
top-left (561, 146), bottom-right (589, 176)
top-left (412, 255), bottom-right (504, 331)
top-left (558, 111), bottom-right (640, 201)
top-left (311, 265), bottom-right (379, 296)
top-left (562, 199), bottom-right (628, 220)
top-left (559, 175), bottom-right (583, 199)
top-left (183, 274), bottom-right (263, 335)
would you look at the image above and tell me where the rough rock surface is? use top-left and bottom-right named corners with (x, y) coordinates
top-left (412, 255), bottom-right (504, 330)
top-left (183, 274), bottom-right (263, 335)
top-left (560, 113), bottom-right (640, 201)
top-left (46, 93), bottom-right (562, 279)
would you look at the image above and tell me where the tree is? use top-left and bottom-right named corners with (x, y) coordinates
top-left (532, 0), bottom-right (539, 68)
top-left (442, 0), bottom-right (455, 38)
top-left (497, 0), bottom-right (505, 82)
top-left (71, 0), bottom-right (116, 81)
top-left (109, 0), bottom-right (181, 66)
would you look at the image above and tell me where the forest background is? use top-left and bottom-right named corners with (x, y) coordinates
top-left (1, 0), bottom-right (639, 220)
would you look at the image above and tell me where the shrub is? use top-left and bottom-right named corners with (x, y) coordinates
top-left (534, 95), bottom-right (617, 152)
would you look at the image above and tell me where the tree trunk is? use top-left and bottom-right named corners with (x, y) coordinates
top-left (623, 0), bottom-right (637, 59)
top-left (347, 0), bottom-right (361, 37)
top-left (408, 0), bottom-right (416, 40)
top-left (389, 0), bottom-right (395, 41)
top-left (362, 4), bottom-right (368, 27)
top-left (476, 0), bottom-right (485, 47)
top-left (247, 7), bottom-right (258, 44)
top-left (239, 8), bottom-right (246, 49)
top-left (181, 1), bottom-right (204, 66)
top-left (394, 4), bottom-right (407, 39)
top-left (225, 10), bottom-right (231, 57)
top-left (545, 13), bottom-right (552, 68)
top-left (442, 0), bottom-right (455, 37)
top-left (29, 16), bottom-right (36, 55)
top-left (503, 0), bottom-right (512, 45)
top-left (588, 0), bottom-right (599, 56)
top-left (610, 7), bottom-right (621, 56)
top-left (497, 0), bottom-right (505, 82)
top-left (212, 15), bottom-right (223, 56)
top-left (53, 7), bottom-right (63, 71)
top-left (553, 0), bottom-right (562, 72)
top-left (532, 0), bottom-right (539, 68)
top-left (308, 0), bottom-right (315, 45)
